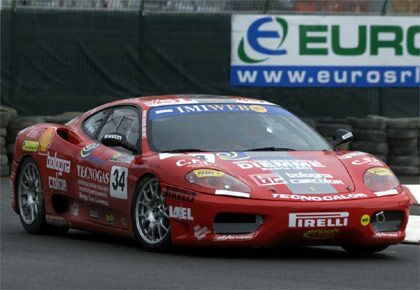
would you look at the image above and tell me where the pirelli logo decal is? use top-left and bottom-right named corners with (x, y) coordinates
top-left (288, 212), bottom-right (349, 228)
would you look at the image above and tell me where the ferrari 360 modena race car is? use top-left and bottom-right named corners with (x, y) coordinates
top-left (10, 95), bottom-right (410, 252)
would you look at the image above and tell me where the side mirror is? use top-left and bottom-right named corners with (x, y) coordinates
top-left (101, 133), bottom-right (138, 153)
top-left (332, 129), bottom-right (353, 149)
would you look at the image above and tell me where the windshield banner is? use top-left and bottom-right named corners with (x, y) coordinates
top-left (231, 15), bottom-right (420, 87)
top-left (149, 104), bottom-right (291, 120)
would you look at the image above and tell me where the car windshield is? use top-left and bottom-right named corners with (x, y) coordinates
top-left (148, 103), bottom-right (331, 152)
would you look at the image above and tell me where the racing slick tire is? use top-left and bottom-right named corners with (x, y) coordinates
top-left (131, 176), bottom-right (171, 251)
top-left (16, 157), bottom-right (68, 235)
top-left (342, 244), bottom-right (389, 254)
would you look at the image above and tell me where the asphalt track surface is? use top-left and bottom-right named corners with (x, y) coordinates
top-left (1, 177), bottom-right (419, 289)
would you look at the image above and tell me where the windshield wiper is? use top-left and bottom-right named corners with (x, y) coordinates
top-left (161, 149), bottom-right (207, 153)
top-left (246, 147), bottom-right (296, 152)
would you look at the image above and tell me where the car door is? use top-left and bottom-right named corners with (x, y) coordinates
top-left (76, 106), bottom-right (141, 228)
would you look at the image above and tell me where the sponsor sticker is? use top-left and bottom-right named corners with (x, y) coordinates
top-left (338, 152), bottom-right (367, 159)
top-left (234, 159), bottom-right (325, 170)
top-left (351, 157), bottom-right (383, 166)
top-left (141, 110), bottom-right (147, 139)
top-left (214, 233), bottom-right (256, 241)
top-left (361, 214), bottom-right (370, 226)
top-left (77, 165), bottom-right (110, 185)
top-left (250, 173), bottom-right (286, 186)
top-left (110, 152), bottom-right (134, 164)
top-left (217, 151), bottom-right (250, 161)
top-left (289, 212), bottom-right (349, 228)
top-left (39, 128), bottom-right (54, 153)
top-left (303, 229), bottom-right (339, 240)
top-left (373, 232), bottom-right (400, 238)
top-left (169, 206), bottom-right (194, 221)
top-left (69, 202), bottom-right (79, 216)
top-left (192, 169), bottom-right (224, 178)
top-left (45, 214), bottom-right (67, 227)
top-left (367, 167), bottom-right (393, 176)
top-left (80, 142), bottom-right (100, 158)
top-left (48, 175), bottom-right (67, 191)
top-left (194, 225), bottom-right (211, 241)
top-left (79, 192), bottom-right (109, 206)
top-left (272, 193), bottom-right (367, 201)
top-left (165, 188), bottom-right (196, 203)
top-left (89, 208), bottom-right (100, 219)
top-left (22, 140), bottom-right (39, 152)
top-left (105, 213), bottom-right (115, 225)
top-left (46, 151), bottom-right (71, 174)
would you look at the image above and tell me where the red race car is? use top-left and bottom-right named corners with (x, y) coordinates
top-left (10, 95), bottom-right (410, 252)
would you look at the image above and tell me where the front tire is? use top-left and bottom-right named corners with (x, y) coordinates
top-left (131, 176), bottom-right (171, 251)
top-left (342, 244), bottom-right (389, 254)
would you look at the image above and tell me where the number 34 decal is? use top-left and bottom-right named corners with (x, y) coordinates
top-left (110, 166), bottom-right (128, 199)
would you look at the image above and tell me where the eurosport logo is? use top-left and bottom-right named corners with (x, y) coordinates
top-left (231, 15), bottom-right (420, 87)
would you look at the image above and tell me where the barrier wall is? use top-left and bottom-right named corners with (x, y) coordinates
top-left (1, 9), bottom-right (419, 117)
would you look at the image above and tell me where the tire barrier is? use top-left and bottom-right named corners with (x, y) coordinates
top-left (315, 115), bottom-right (419, 175)
top-left (386, 117), bottom-right (419, 176)
top-left (1, 110), bottom-right (82, 176)
top-left (0, 106), bottom-right (18, 177)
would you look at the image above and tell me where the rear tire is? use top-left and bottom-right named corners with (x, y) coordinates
top-left (131, 176), bottom-right (171, 251)
top-left (17, 157), bottom-right (69, 234)
top-left (17, 158), bottom-right (49, 234)
top-left (342, 245), bottom-right (389, 254)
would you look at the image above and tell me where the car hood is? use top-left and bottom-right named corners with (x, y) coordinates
top-left (154, 151), bottom-right (383, 201)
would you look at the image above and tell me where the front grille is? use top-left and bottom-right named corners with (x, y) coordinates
top-left (214, 213), bottom-right (264, 234)
top-left (371, 211), bottom-right (404, 232)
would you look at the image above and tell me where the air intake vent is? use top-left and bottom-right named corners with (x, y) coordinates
top-left (214, 213), bottom-right (264, 234)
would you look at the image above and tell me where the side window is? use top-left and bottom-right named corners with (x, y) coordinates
top-left (82, 109), bottom-right (109, 138)
top-left (98, 107), bottom-right (140, 149)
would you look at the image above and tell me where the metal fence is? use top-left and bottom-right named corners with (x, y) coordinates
top-left (1, 0), bottom-right (419, 14)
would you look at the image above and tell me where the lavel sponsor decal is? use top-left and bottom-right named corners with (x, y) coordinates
top-left (169, 206), bottom-right (194, 221)
top-left (214, 233), bottom-right (256, 241)
top-left (272, 193), bottom-right (367, 201)
top-left (80, 142), bottom-right (100, 158)
top-left (289, 212), bottom-right (349, 228)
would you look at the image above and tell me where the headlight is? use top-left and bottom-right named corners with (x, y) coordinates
top-left (363, 167), bottom-right (399, 192)
top-left (185, 169), bottom-right (251, 193)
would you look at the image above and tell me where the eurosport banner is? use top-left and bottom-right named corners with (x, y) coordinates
top-left (230, 15), bottom-right (420, 87)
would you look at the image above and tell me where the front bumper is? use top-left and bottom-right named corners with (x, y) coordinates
top-left (165, 186), bottom-right (410, 247)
